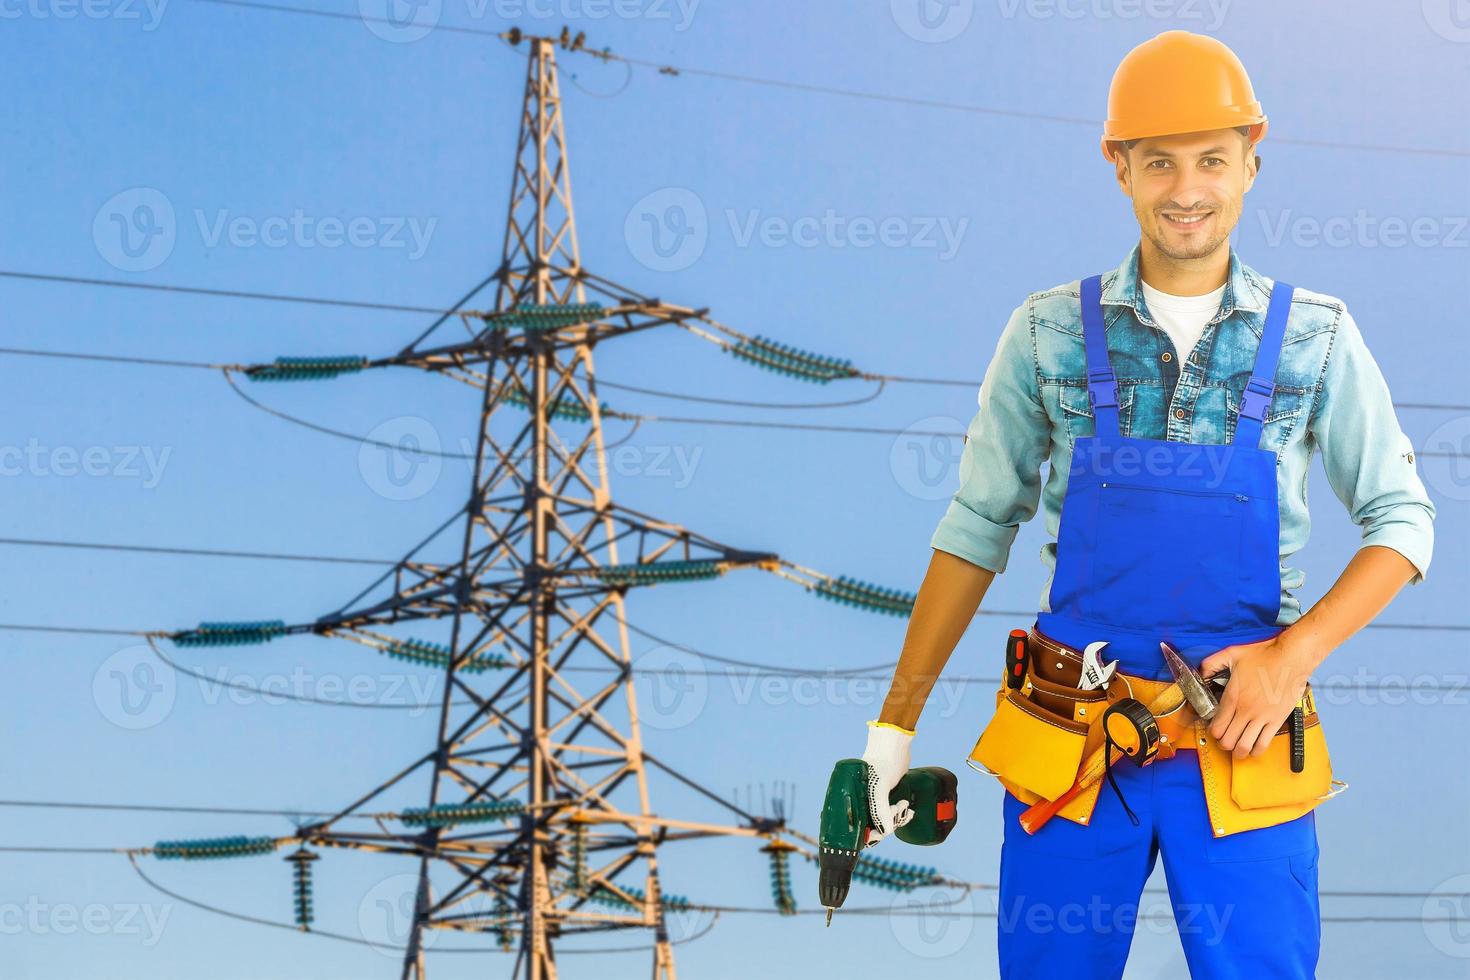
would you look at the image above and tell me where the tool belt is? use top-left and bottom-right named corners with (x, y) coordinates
top-left (967, 625), bottom-right (1343, 836)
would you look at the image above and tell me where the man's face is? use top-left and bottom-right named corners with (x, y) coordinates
top-left (1114, 129), bottom-right (1257, 262)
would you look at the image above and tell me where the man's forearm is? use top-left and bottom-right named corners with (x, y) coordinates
top-left (877, 549), bottom-right (996, 731)
top-left (1282, 544), bottom-right (1420, 673)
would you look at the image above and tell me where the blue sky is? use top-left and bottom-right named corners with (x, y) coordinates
top-left (1, 2), bottom-right (1467, 978)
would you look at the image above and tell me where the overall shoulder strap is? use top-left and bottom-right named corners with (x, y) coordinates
top-left (1233, 281), bottom-right (1294, 448)
top-left (1081, 274), bottom-right (1120, 438)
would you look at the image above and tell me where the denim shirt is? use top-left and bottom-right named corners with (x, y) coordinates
top-left (930, 244), bottom-right (1436, 624)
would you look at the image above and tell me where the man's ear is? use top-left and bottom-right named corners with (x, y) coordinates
top-left (1113, 148), bottom-right (1132, 197)
top-left (1243, 151), bottom-right (1260, 193)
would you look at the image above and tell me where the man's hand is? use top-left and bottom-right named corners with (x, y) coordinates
top-left (860, 721), bottom-right (915, 848)
top-left (1199, 633), bottom-right (1318, 758)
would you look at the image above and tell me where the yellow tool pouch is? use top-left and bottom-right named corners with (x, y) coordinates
top-left (969, 684), bottom-right (1093, 802)
top-left (1196, 684), bottom-right (1343, 836)
top-left (1230, 720), bottom-right (1330, 808)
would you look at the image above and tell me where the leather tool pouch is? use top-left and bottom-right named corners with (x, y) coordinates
top-left (968, 645), bottom-right (1103, 802)
top-left (1228, 685), bottom-right (1332, 808)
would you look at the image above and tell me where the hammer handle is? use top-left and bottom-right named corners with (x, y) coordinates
top-left (1018, 684), bottom-right (1185, 834)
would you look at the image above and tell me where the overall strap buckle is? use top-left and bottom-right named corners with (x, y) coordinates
top-left (1237, 376), bottom-right (1275, 422)
top-left (1087, 368), bottom-right (1119, 412)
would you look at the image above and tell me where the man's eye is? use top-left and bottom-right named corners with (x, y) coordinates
top-left (1148, 160), bottom-right (1171, 168)
top-left (1202, 157), bottom-right (1225, 167)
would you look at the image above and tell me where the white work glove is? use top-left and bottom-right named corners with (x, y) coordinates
top-left (860, 720), bottom-right (915, 848)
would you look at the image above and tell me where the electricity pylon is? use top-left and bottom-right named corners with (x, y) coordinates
top-left (260, 30), bottom-right (781, 980)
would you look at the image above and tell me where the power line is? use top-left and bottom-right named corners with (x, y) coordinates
top-left (0, 269), bottom-right (455, 315)
top-left (126, 852), bottom-right (721, 954)
top-left (0, 799), bottom-right (367, 820)
top-left (188, 0), bottom-right (1470, 161)
top-left (594, 375), bottom-right (889, 410)
top-left (2, 622), bottom-right (1463, 699)
top-left (2, 344), bottom-right (1465, 418)
top-left (0, 536), bottom-right (399, 567)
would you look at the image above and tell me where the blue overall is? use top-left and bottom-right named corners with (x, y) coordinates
top-left (1001, 275), bottom-right (1321, 979)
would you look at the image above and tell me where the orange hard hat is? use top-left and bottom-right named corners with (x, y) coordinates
top-left (1101, 31), bottom-right (1267, 163)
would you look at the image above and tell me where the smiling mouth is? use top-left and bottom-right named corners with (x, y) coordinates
top-left (1162, 211), bottom-right (1213, 229)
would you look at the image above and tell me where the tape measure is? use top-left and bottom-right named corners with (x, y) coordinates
top-left (1103, 698), bottom-right (1160, 767)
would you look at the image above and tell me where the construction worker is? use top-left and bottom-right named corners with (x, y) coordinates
top-left (854, 31), bottom-right (1435, 978)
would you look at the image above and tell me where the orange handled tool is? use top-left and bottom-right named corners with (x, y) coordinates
top-left (1018, 683), bottom-right (1185, 835)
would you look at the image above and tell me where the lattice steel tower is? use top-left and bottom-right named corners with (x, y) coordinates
top-left (251, 30), bottom-right (780, 980)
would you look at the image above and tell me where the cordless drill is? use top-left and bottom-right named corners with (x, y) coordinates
top-left (818, 760), bottom-right (958, 924)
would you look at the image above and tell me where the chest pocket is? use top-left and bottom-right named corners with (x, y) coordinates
top-left (1090, 481), bottom-right (1252, 632)
top-left (1058, 383), bottom-right (1136, 443)
top-left (1226, 383), bottom-right (1308, 451)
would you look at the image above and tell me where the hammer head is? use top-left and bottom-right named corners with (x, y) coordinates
top-left (1160, 642), bottom-right (1229, 721)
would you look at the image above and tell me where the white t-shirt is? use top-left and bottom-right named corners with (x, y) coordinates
top-left (1139, 279), bottom-right (1226, 362)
